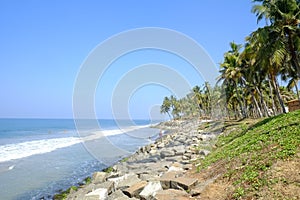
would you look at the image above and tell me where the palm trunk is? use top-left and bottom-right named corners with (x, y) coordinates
top-left (271, 75), bottom-right (287, 114)
top-left (167, 112), bottom-right (171, 119)
top-left (234, 81), bottom-right (246, 119)
top-left (268, 78), bottom-right (277, 115)
top-left (225, 105), bottom-right (230, 120)
top-left (294, 80), bottom-right (300, 101)
top-left (198, 104), bottom-right (202, 118)
top-left (252, 91), bottom-right (263, 118)
top-left (255, 86), bottom-right (270, 117)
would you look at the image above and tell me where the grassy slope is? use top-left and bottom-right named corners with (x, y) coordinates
top-left (197, 110), bottom-right (300, 199)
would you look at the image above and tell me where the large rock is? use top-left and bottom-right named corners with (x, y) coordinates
top-left (176, 136), bottom-right (187, 144)
top-left (136, 157), bottom-right (158, 163)
top-left (199, 134), bottom-right (216, 141)
top-left (149, 149), bottom-right (158, 156)
top-left (165, 156), bottom-right (183, 163)
top-left (96, 181), bottom-right (115, 195)
top-left (92, 172), bottom-right (107, 184)
top-left (123, 181), bottom-right (147, 198)
top-left (173, 145), bottom-right (186, 156)
top-left (107, 174), bottom-right (127, 187)
top-left (160, 150), bottom-right (175, 158)
top-left (167, 162), bottom-right (184, 172)
top-left (139, 181), bottom-right (163, 199)
top-left (182, 153), bottom-right (191, 160)
top-left (159, 171), bottom-right (182, 189)
top-left (85, 188), bottom-right (108, 200)
top-left (170, 177), bottom-right (198, 190)
top-left (153, 189), bottom-right (189, 200)
top-left (108, 190), bottom-right (130, 200)
top-left (157, 142), bottom-right (165, 148)
top-left (117, 174), bottom-right (141, 190)
top-left (172, 141), bottom-right (182, 146)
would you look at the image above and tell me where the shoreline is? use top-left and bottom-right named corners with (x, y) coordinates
top-left (57, 118), bottom-right (218, 200)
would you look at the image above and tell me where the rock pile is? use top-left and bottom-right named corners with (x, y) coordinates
top-left (66, 119), bottom-right (217, 200)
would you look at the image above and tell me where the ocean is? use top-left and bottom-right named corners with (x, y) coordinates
top-left (0, 119), bottom-right (160, 200)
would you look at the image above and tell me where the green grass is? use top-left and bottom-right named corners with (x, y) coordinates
top-left (197, 110), bottom-right (300, 199)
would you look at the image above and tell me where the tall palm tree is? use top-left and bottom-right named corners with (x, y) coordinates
top-left (246, 25), bottom-right (288, 113)
top-left (160, 97), bottom-right (171, 119)
top-left (218, 42), bottom-right (247, 118)
top-left (170, 95), bottom-right (181, 119)
top-left (192, 85), bottom-right (203, 117)
top-left (252, 0), bottom-right (300, 78)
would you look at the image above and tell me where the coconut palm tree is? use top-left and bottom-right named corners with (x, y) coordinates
top-left (252, 0), bottom-right (300, 78)
top-left (246, 25), bottom-right (288, 113)
top-left (160, 97), bottom-right (171, 119)
top-left (192, 85), bottom-right (203, 117)
top-left (218, 42), bottom-right (247, 118)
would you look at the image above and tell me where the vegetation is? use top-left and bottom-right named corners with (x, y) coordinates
top-left (197, 110), bottom-right (300, 199)
top-left (121, 157), bottom-right (129, 162)
top-left (83, 176), bottom-right (92, 185)
top-left (53, 186), bottom-right (78, 200)
top-left (160, 0), bottom-right (300, 120)
top-left (162, 1), bottom-right (300, 198)
top-left (102, 166), bottom-right (114, 173)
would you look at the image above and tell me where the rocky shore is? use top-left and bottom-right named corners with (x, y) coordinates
top-left (65, 119), bottom-right (218, 200)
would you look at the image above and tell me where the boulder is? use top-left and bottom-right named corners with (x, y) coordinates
top-left (160, 150), bottom-right (175, 158)
top-left (173, 146), bottom-right (186, 156)
top-left (108, 190), bottom-right (130, 200)
top-left (170, 177), bottom-right (198, 190)
top-left (85, 188), bottom-right (108, 200)
top-left (96, 181), bottom-right (115, 195)
top-left (137, 157), bottom-right (158, 163)
top-left (182, 153), bottom-right (191, 160)
top-left (107, 174), bottom-right (127, 187)
top-left (149, 149), bottom-right (158, 156)
top-left (139, 181), bottom-right (163, 199)
top-left (92, 172), bottom-right (107, 184)
top-left (159, 171), bottom-right (182, 189)
top-left (165, 156), bottom-right (183, 163)
top-left (153, 189), bottom-right (189, 200)
top-left (123, 181), bottom-right (147, 198)
top-left (167, 166), bottom-right (183, 172)
top-left (117, 174), bottom-right (141, 190)
top-left (172, 141), bottom-right (182, 146)
top-left (157, 143), bottom-right (165, 148)
top-left (176, 136), bottom-right (186, 143)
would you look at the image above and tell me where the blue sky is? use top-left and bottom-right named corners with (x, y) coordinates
top-left (0, 1), bottom-right (262, 119)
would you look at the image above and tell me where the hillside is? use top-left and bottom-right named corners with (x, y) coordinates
top-left (193, 110), bottom-right (300, 199)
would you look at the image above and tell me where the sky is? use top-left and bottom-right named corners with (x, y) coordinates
top-left (0, 0), bottom-right (263, 119)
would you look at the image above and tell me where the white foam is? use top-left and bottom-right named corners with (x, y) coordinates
top-left (0, 137), bottom-right (82, 163)
top-left (0, 125), bottom-right (150, 163)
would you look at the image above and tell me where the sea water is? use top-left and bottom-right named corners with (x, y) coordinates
top-left (0, 119), bottom-right (160, 200)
